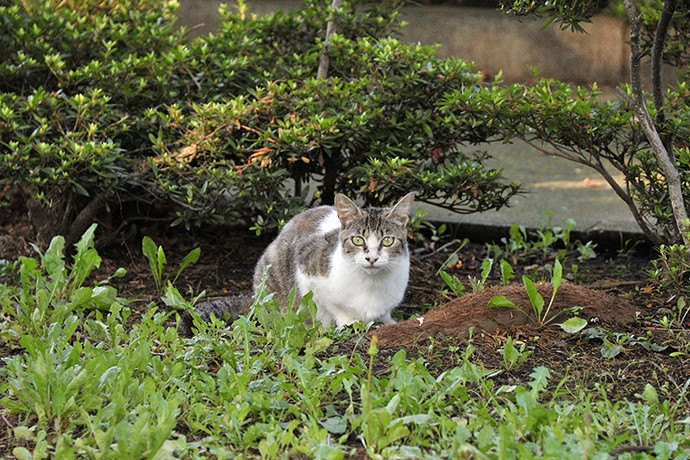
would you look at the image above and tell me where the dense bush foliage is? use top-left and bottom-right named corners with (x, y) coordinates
top-left (0, 0), bottom-right (519, 245)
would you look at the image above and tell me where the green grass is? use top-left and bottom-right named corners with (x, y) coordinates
top-left (1, 228), bottom-right (690, 459)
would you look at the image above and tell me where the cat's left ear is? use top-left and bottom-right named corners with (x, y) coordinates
top-left (385, 193), bottom-right (415, 226)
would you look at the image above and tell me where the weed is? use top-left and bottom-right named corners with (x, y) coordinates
top-left (409, 207), bottom-right (448, 243)
top-left (488, 259), bottom-right (587, 331)
top-left (1, 224), bottom-right (124, 341)
top-left (648, 241), bottom-right (690, 295)
top-left (499, 258), bottom-right (515, 285)
top-left (141, 235), bottom-right (200, 297)
top-left (499, 336), bottom-right (533, 371)
top-left (439, 257), bottom-right (493, 298)
top-left (439, 270), bottom-right (466, 297)
top-left (468, 258), bottom-right (494, 292)
top-left (487, 214), bottom-right (597, 264)
top-left (2, 228), bottom-right (689, 457)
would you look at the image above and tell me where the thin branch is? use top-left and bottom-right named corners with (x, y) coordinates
top-left (652, 0), bottom-right (677, 157)
top-left (623, 0), bottom-right (689, 245)
top-left (317, 0), bottom-right (343, 80)
top-left (520, 138), bottom-right (663, 244)
top-left (652, 0), bottom-right (676, 112)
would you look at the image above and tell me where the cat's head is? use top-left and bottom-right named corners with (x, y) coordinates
top-left (335, 193), bottom-right (414, 273)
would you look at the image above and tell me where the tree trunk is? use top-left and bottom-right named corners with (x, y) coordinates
top-left (317, 0), bottom-right (344, 205)
top-left (623, 0), bottom-right (689, 245)
top-left (316, 0), bottom-right (343, 80)
top-left (27, 189), bottom-right (110, 250)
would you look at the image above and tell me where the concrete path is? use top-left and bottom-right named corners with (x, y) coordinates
top-left (422, 141), bottom-right (643, 238)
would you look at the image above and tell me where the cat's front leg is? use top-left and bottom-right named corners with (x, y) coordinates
top-left (332, 311), bottom-right (360, 328)
top-left (378, 312), bottom-right (396, 325)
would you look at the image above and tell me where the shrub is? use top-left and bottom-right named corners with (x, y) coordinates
top-left (495, 0), bottom-right (690, 245)
top-left (0, 0), bottom-right (519, 245)
top-left (149, 36), bottom-right (520, 232)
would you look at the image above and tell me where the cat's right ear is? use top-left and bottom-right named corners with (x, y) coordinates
top-left (335, 194), bottom-right (362, 223)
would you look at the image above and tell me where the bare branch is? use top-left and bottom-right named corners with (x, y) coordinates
top-left (652, 0), bottom-right (676, 112)
top-left (521, 139), bottom-right (663, 244)
top-left (317, 0), bottom-right (343, 80)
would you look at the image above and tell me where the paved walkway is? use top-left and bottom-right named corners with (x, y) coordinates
top-left (422, 141), bottom-right (643, 239)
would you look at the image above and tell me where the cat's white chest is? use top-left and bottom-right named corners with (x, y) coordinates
top-left (296, 245), bottom-right (409, 327)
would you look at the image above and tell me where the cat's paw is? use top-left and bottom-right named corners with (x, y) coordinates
top-left (379, 313), bottom-right (396, 326)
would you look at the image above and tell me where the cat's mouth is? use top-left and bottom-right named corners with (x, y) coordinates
top-left (363, 264), bottom-right (383, 272)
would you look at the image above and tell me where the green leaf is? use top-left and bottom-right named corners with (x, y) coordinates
top-left (522, 276), bottom-right (544, 318)
top-left (601, 341), bottom-right (622, 359)
top-left (13, 447), bottom-right (32, 460)
top-left (156, 245), bottom-right (166, 279)
top-left (480, 258), bottom-right (494, 282)
top-left (320, 416), bottom-right (348, 434)
top-left (73, 223), bottom-right (98, 255)
top-left (487, 295), bottom-right (517, 308)
top-left (551, 259), bottom-right (563, 292)
top-left (558, 316), bottom-right (587, 333)
top-left (178, 247), bottom-right (201, 273)
top-left (43, 235), bottom-right (66, 279)
top-left (499, 259), bottom-right (514, 285)
top-left (528, 366), bottom-right (551, 395)
top-left (641, 383), bottom-right (660, 406)
top-left (440, 270), bottom-right (466, 297)
top-left (501, 337), bottom-right (519, 367)
top-left (141, 236), bottom-right (158, 267)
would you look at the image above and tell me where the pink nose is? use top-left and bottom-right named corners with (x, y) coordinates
top-left (365, 256), bottom-right (378, 265)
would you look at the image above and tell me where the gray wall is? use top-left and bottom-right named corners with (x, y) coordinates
top-left (177, 0), bottom-right (629, 85)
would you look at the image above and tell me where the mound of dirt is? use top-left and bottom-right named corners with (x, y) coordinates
top-left (376, 283), bottom-right (636, 348)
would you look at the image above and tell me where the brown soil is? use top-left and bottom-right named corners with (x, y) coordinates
top-left (376, 283), bottom-right (635, 347)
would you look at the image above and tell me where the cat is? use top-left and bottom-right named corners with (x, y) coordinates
top-left (179, 193), bottom-right (414, 335)
top-left (254, 192), bottom-right (414, 327)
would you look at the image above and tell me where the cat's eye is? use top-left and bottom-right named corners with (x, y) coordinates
top-left (351, 236), bottom-right (365, 246)
top-left (381, 236), bottom-right (395, 247)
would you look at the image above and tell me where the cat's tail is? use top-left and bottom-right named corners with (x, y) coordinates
top-left (178, 294), bottom-right (254, 337)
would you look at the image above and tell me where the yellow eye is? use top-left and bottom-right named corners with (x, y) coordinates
top-left (381, 236), bottom-right (395, 247)
top-left (351, 236), bottom-right (365, 246)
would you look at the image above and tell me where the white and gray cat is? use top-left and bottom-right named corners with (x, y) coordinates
top-left (181, 193), bottom-right (414, 333)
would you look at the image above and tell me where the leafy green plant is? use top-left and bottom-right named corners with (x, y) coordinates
top-left (1, 0), bottom-right (520, 246)
top-left (499, 336), bottom-right (533, 371)
top-left (656, 296), bottom-right (690, 335)
top-left (648, 240), bottom-right (690, 295)
top-left (499, 258), bottom-right (515, 285)
top-left (409, 207), bottom-right (449, 244)
top-left (5, 227), bottom-right (690, 457)
top-left (2, 223), bottom-right (124, 340)
top-left (141, 236), bottom-right (200, 297)
top-left (497, 0), bottom-right (690, 245)
top-left (439, 257), bottom-right (493, 298)
top-left (468, 257), bottom-right (494, 292)
top-left (486, 215), bottom-right (596, 264)
top-left (439, 270), bottom-right (466, 298)
top-left (488, 259), bottom-right (587, 331)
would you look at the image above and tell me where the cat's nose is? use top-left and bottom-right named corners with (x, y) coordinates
top-left (365, 256), bottom-right (379, 265)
